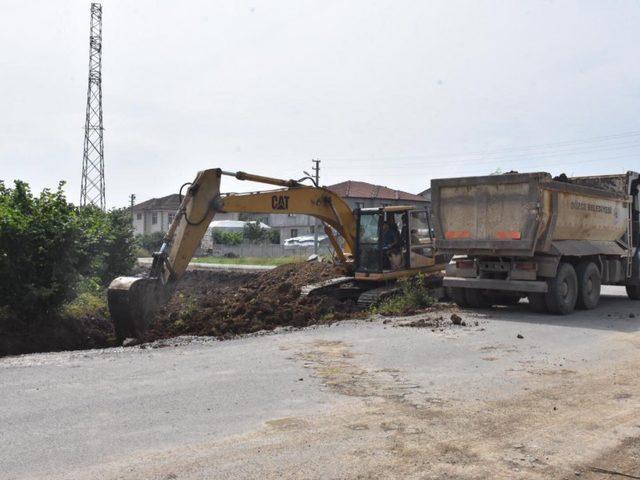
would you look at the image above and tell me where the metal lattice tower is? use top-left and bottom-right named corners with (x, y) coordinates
top-left (80, 3), bottom-right (105, 209)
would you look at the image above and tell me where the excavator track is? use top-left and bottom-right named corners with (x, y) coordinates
top-left (356, 284), bottom-right (401, 307)
top-left (300, 277), bottom-right (359, 300)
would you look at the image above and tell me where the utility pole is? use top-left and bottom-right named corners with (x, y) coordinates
top-left (80, 3), bottom-right (105, 210)
top-left (129, 194), bottom-right (136, 219)
top-left (312, 159), bottom-right (320, 254)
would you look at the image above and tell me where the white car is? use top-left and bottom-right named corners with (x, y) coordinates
top-left (283, 234), bottom-right (329, 249)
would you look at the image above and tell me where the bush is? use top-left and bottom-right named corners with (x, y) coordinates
top-left (371, 274), bottom-right (434, 316)
top-left (243, 222), bottom-right (279, 244)
top-left (135, 231), bottom-right (165, 253)
top-left (78, 206), bottom-right (137, 285)
top-left (0, 181), bottom-right (84, 317)
top-left (212, 230), bottom-right (243, 246)
top-left (0, 180), bottom-right (136, 319)
top-left (267, 229), bottom-right (280, 244)
top-left (62, 277), bottom-right (108, 319)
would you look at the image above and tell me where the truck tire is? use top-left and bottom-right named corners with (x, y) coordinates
top-left (627, 285), bottom-right (640, 300)
top-left (528, 293), bottom-right (548, 313)
top-left (576, 261), bottom-right (601, 310)
top-left (465, 288), bottom-right (492, 308)
top-left (545, 263), bottom-right (578, 315)
top-left (449, 287), bottom-right (470, 307)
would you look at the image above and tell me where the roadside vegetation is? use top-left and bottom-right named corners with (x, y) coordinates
top-left (134, 231), bottom-right (164, 257)
top-left (371, 274), bottom-right (435, 316)
top-left (210, 223), bottom-right (280, 246)
top-left (0, 181), bottom-right (136, 356)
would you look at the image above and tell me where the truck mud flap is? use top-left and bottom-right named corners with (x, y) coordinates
top-left (444, 277), bottom-right (548, 293)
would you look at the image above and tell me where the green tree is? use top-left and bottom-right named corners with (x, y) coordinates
top-left (135, 231), bottom-right (165, 253)
top-left (78, 206), bottom-right (137, 285)
top-left (0, 181), bottom-right (83, 316)
top-left (0, 181), bottom-right (136, 318)
top-left (243, 222), bottom-right (275, 243)
top-left (267, 229), bottom-right (280, 244)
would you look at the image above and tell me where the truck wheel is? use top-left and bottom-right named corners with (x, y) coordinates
top-left (528, 293), bottom-right (548, 313)
top-left (465, 289), bottom-right (492, 308)
top-left (449, 287), bottom-right (470, 307)
top-left (627, 285), bottom-right (640, 300)
top-left (546, 263), bottom-right (578, 315)
top-left (576, 261), bottom-right (601, 310)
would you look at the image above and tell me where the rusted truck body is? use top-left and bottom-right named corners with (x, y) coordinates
top-left (431, 171), bottom-right (640, 314)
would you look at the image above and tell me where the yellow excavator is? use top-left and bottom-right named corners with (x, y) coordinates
top-left (108, 168), bottom-right (449, 341)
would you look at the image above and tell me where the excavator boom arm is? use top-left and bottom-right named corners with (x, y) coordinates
top-left (163, 169), bottom-right (356, 282)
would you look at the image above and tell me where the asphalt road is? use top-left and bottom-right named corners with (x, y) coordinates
top-left (2, 286), bottom-right (640, 479)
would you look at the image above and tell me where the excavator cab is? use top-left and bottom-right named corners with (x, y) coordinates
top-left (354, 206), bottom-right (441, 281)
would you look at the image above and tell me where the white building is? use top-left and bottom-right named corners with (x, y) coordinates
top-left (131, 194), bottom-right (238, 236)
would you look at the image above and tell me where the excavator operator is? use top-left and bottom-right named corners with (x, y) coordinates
top-left (381, 220), bottom-right (402, 269)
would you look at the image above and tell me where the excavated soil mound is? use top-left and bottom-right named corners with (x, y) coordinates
top-left (148, 262), bottom-right (360, 340)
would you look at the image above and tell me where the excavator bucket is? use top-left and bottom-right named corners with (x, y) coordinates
top-left (107, 276), bottom-right (165, 343)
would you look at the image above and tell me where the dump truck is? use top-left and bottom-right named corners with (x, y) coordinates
top-left (431, 171), bottom-right (640, 314)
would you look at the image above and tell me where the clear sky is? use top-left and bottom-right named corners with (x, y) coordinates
top-left (1, 0), bottom-right (639, 208)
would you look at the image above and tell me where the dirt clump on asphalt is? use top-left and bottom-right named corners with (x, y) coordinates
top-left (395, 309), bottom-right (464, 329)
top-left (398, 316), bottom-right (448, 328)
top-left (148, 262), bottom-right (361, 340)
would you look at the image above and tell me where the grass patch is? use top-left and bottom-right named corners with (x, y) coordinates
top-left (192, 256), bottom-right (305, 266)
top-left (62, 291), bottom-right (108, 318)
top-left (371, 274), bottom-right (435, 316)
top-left (62, 277), bottom-right (108, 318)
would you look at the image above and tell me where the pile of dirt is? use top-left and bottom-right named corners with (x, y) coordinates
top-left (148, 262), bottom-right (361, 340)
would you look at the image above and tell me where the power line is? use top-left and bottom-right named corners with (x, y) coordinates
top-left (323, 140), bottom-right (640, 170)
top-left (336, 152), bottom-right (637, 178)
top-left (319, 130), bottom-right (640, 165)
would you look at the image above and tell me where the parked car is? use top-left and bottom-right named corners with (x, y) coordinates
top-left (283, 234), bottom-right (329, 249)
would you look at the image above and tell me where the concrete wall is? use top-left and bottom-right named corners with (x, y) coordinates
top-left (199, 243), bottom-right (333, 258)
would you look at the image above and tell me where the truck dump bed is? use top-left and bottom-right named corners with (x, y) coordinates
top-left (431, 172), bottom-right (634, 257)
